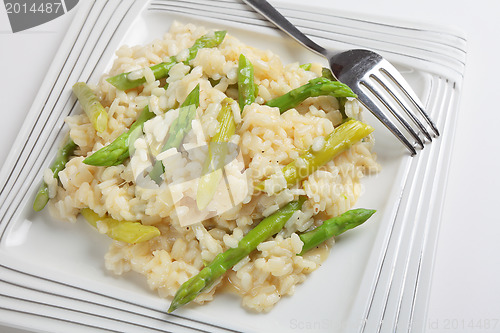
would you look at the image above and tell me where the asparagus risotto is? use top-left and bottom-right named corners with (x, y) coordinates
top-left (41, 22), bottom-right (380, 312)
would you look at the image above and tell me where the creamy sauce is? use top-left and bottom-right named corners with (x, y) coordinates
top-left (219, 274), bottom-right (243, 295)
top-left (302, 241), bottom-right (331, 263)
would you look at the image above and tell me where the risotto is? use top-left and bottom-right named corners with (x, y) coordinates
top-left (43, 22), bottom-right (379, 312)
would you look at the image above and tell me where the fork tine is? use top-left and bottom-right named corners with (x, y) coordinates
top-left (379, 63), bottom-right (439, 137)
top-left (370, 69), bottom-right (433, 143)
top-left (360, 78), bottom-right (425, 150)
top-left (353, 87), bottom-right (417, 156)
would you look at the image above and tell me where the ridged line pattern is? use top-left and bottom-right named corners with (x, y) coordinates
top-left (0, 0), bottom-right (465, 332)
top-left (359, 77), bottom-right (460, 333)
top-left (149, 0), bottom-right (466, 81)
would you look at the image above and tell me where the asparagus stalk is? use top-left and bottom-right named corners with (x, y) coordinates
top-left (298, 208), bottom-right (375, 255)
top-left (149, 84), bottom-right (200, 183)
top-left (72, 82), bottom-right (108, 133)
top-left (237, 53), bottom-right (256, 110)
top-left (80, 208), bottom-right (160, 244)
top-left (265, 77), bottom-right (357, 114)
top-left (185, 31), bottom-right (227, 62)
top-left (213, 53), bottom-right (253, 208)
top-left (196, 98), bottom-right (236, 210)
top-left (107, 31), bottom-right (227, 91)
top-left (281, 119), bottom-right (373, 187)
top-left (33, 138), bottom-right (77, 211)
top-left (321, 67), bottom-right (335, 81)
top-left (258, 119), bottom-right (373, 191)
top-left (159, 84), bottom-right (200, 150)
top-left (83, 105), bottom-right (155, 166)
top-left (33, 184), bottom-right (50, 212)
top-left (320, 67), bottom-right (348, 120)
top-left (168, 197), bottom-right (306, 312)
top-left (299, 63), bottom-right (312, 71)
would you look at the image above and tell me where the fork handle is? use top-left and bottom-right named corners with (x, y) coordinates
top-left (242, 0), bottom-right (328, 58)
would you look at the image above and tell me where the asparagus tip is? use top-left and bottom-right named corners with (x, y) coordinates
top-left (167, 303), bottom-right (177, 313)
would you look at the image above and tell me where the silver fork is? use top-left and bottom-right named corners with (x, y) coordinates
top-left (242, 0), bottom-right (439, 155)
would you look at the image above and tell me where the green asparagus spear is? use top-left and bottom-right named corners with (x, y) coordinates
top-left (321, 67), bottom-right (348, 120)
top-left (266, 77), bottom-right (357, 114)
top-left (33, 183), bottom-right (50, 212)
top-left (168, 197), bottom-right (306, 312)
top-left (257, 119), bottom-right (373, 191)
top-left (298, 208), bottom-right (375, 255)
top-left (80, 208), bottom-right (160, 243)
top-left (299, 63), bottom-right (312, 71)
top-left (196, 98), bottom-right (236, 210)
top-left (160, 84), bottom-right (200, 150)
top-left (281, 119), bottom-right (373, 187)
top-left (185, 31), bottom-right (227, 63)
top-left (237, 54), bottom-right (256, 110)
top-left (83, 105), bottom-right (155, 166)
top-left (321, 67), bottom-right (335, 81)
top-left (149, 84), bottom-right (200, 183)
top-left (72, 82), bottom-right (108, 133)
top-left (33, 138), bottom-right (77, 211)
top-left (107, 31), bottom-right (227, 91)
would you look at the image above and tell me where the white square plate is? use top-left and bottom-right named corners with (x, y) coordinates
top-left (0, 1), bottom-right (466, 332)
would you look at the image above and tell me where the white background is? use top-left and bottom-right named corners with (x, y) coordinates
top-left (1, 0), bottom-right (499, 332)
